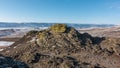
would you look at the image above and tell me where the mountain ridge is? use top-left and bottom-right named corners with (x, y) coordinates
top-left (0, 24), bottom-right (120, 68)
top-left (0, 22), bottom-right (115, 29)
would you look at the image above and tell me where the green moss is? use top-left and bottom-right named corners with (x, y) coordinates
top-left (50, 24), bottom-right (67, 33)
top-left (21, 53), bottom-right (34, 63)
top-left (38, 31), bottom-right (48, 40)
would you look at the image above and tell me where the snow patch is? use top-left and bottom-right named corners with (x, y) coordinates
top-left (0, 41), bottom-right (14, 46)
top-left (14, 46), bottom-right (17, 48)
top-left (0, 49), bottom-right (4, 51)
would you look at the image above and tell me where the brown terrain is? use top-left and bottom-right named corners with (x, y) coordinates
top-left (0, 24), bottom-right (120, 68)
top-left (80, 26), bottom-right (120, 38)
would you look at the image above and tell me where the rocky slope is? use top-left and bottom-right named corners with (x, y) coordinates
top-left (0, 24), bottom-right (120, 68)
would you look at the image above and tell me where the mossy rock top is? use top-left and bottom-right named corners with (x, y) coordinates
top-left (50, 24), bottom-right (67, 33)
top-left (38, 31), bottom-right (48, 40)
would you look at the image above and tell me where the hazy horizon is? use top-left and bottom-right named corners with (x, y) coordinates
top-left (0, 0), bottom-right (120, 24)
top-left (0, 21), bottom-right (119, 25)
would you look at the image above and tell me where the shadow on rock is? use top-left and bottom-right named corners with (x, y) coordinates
top-left (80, 33), bottom-right (105, 45)
top-left (0, 54), bottom-right (29, 68)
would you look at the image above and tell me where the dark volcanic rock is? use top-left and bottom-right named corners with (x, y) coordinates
top-left (0, 54), bottom-right (28, 68)
top-left (1, 24), bottom-right (120, 68)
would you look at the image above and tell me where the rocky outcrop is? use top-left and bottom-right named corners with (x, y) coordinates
top-left (1, 24), bottom-right (120, 68)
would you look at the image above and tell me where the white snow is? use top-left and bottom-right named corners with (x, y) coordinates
top-left (14, 46), bottom-right (17, 48)
top-left (0, 41), bottom-right (14, 46)
top-left (0, 49), bottom-right (4, 51)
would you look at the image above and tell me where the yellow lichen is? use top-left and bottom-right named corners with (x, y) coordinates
top-left (38, 31), bottom-right (48, 40)
top-left (50, 24), bottom-right (67, 33)
top-left (21, 53), bottom-right (33, 63)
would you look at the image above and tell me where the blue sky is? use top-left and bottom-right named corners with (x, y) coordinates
top-left (0, 0), bottom-right (120, 24)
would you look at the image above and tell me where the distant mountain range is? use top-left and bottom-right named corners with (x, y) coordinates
top-left (0, 22), bottom-right (115, 29)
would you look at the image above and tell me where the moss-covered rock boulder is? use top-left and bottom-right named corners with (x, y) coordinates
top-left (50, 24), bottom-right (67, 33)
top-left (38, 31), bottom-right (47, 40)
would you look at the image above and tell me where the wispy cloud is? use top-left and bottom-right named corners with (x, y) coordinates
top-left (108, 1), bottom-right (120, 9)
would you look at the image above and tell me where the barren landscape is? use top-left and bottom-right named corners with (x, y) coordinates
top-left (1, 0), bottom-right (120, 67)
top-left (0, 25), bottom-right (120, 48)
top-left (0, 24), bottom-right (120, 68)
top-left (80, 26), bottom-right (120, 38)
